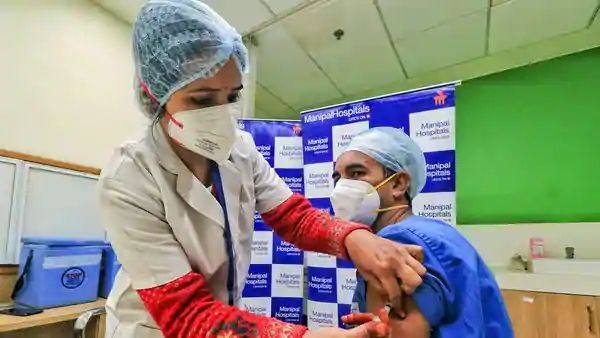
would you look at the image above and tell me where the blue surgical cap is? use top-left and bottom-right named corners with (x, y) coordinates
top-left (133, 0), bottom-right (248, 117)
top-left (342, 127), bottom-right (427, 198)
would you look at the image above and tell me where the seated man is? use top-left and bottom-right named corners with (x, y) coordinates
top-left (331, 127), bottom-right (513, 338)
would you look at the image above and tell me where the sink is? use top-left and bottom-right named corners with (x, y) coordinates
top-left (530, 258), bottom-right (600, 277)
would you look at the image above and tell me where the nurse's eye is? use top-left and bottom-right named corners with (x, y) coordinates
top-left (191, 96), bottom-right (215, 108)
top-left (228, 92), bottom-right (241, 103)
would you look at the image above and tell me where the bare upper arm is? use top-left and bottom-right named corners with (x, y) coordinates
top-left (366, 283), bottom-right (430, 338)
top-left (388, 297), bottom-right (430, 338)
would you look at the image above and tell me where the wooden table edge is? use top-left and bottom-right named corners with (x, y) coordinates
top-left (0, 299), bottom-right (106, 332)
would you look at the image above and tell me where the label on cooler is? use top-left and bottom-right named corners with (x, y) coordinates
top-left (43, 254), bottom-right (102, 269)
top-left (61, 267), bottom-right (85, 289)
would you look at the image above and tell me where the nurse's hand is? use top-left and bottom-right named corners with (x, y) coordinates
top-left (342, 308), bottom-right (391, 328)
top-left (345, 230), bottom-right (425, 309)
top-left (304, 313), bottom-right (390, 338)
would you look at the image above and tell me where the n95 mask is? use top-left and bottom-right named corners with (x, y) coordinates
top-left (331, 179), bottom-right (381, 225)
top-left (330, 173), bottom-right (407, 226)
top-left (166, 102), bottom-right (241, 164)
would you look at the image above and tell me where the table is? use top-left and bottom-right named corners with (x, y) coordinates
top-left (0, 299), bottom-right (106, 338)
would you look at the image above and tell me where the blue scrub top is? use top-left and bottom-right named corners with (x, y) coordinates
top-left (353, 215), bottom-right (513, 338)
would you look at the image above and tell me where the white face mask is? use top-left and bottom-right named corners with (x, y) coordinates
top-left (166, 102), bottom-right (241, 164)
top-left (330, 173), bottom-right (407, 226)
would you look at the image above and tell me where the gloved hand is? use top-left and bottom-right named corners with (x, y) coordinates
top-left (304, 308), bottom-right (390, 338)
top-left (345, 230), bottom-right (425, 315)
top-left (342, 308), bottom-right (391, 327)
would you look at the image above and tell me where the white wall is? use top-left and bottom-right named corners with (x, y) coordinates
top-left (0, 0), bottom-right (145, 169)
top-left (459, 223), bottom-right (600, 268)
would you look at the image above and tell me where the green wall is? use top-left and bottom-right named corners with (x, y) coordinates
top-left (456, 47), bottom-right (600, 224)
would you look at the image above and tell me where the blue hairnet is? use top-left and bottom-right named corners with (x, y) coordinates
top-left (133, 0), bottom-right (248, 117)
top-left (343, 127), bottom-right (427, 198)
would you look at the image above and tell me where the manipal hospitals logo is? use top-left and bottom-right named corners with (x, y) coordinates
top-left (433, 90), bottom-right (447, 106)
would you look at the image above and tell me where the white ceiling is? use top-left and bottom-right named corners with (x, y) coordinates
top-left (256, 22), bottom-right (343, 108)
top-left (262, 0), bottom-right (306, 14)
top-left (93, 0), bottom-right (310, 28)
top-left (379, 0), bottom-right (489, 41)
top-left (395, 10), bottom-right (488, 76)
top-left (95, 0), bottom-right (600, 118)
top-left (282, 0), bottom-right (406, 95)
top-left (489, 0), bottom-right (599, 53)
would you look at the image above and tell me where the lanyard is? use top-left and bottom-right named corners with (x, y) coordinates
top-left (210, 163), bottom-right (236, 306)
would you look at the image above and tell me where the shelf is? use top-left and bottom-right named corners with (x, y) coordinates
top-left (0, 299), bottom-right (105, 332)
top-left (493, 268), bottom-right (600, 296)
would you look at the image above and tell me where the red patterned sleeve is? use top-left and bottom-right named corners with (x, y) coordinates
top-left (137, 272), bottom-right (307, 338)
top-left (260, 193), bottom-right (370, 259)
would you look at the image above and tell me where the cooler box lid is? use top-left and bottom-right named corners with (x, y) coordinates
top-left (21, 237), bottom-right (107, 247)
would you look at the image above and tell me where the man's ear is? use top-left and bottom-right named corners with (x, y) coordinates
top-left (392, 172), bottom-right (411, 200)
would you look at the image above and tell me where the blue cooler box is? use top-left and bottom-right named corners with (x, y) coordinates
top-left (14, 237), bottom-right (105, 309)
top-left (99, 244), bottom-right (121, 298)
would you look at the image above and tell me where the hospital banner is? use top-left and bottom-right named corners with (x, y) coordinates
top-left (238, 119), bottom-right (305, 324)
top-left (301, 84), bottom-right (456, 329)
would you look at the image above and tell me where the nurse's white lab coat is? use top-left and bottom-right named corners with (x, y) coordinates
top-left (98, 124), bottom-right (292, 338)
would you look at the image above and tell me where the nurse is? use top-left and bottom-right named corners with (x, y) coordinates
top-left (332, 127), bottom-right (513, 337)
top-left (99, 1), bottom-right (425, 337)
